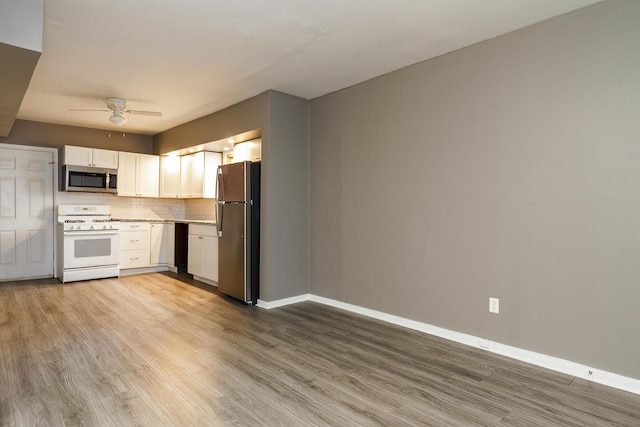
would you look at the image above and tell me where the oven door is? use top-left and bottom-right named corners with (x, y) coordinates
top-left (63, 230), bottom-right (120, 269)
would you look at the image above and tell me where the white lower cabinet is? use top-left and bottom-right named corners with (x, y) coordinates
top-left (150, 223), bottom-right (167, 265)
top-left (120, 222), bottom-right (150, 269)
top-left (119, 222), bottom-right (169, 273)
top-left (165, 222), bottom-right (175, 269)
top-left (187, 224), bottom-right (218, 284)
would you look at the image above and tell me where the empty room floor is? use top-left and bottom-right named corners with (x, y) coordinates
top-left (1, 273), bottom-right (638, 426)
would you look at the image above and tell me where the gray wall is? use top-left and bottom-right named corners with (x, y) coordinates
top-left (261, 91), bottom-right (309, 301)
top-left (309, 0), bottom-right (640, 379)
top-left (154, 90), bottom-right (310, 302)
top-left (153, 92), bottom-right (267, 156)
top-left (0, 119), bottom-right (154, 165)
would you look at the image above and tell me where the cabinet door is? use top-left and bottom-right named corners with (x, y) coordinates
top-left (165, 223), bottom-right (175, 267)
top-left (187, 233), bottom-right (203, 276)
top-left (203, 152), bottom-right (222, 198)
top-left (137, 154), bottom-right (159, 197)
top-left (117, 152), bottom-right (138, 196)
top-left (150, 223), bottom-right (167, 265)
top-left (180, 154), bottom-right (195, 198)
top-left (160, 156), bottom-right (180, 198)
top-left (92, 148), bottom-right (119, 169)
top-left (202, 235), bottom-right (218, 282)
top-left (64, 146), bottom-right (92, 166)
top-left (192, 152), bottom-right (204, 198)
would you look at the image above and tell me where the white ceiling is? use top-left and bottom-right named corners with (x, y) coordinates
top-left (15, 0), bottom-right (601, 135)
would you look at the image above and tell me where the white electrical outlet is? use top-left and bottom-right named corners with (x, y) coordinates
top-left (489, 297), bottom-right (500, 314)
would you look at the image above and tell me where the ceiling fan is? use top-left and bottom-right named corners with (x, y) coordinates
top-left (69, 97), bottom-right (162, 126)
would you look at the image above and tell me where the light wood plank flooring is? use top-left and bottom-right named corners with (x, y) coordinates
top-left (0, 272), bottom-right (638, 426)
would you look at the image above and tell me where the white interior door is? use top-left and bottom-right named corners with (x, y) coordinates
top-left (0, 146), bottom-right (55, 280)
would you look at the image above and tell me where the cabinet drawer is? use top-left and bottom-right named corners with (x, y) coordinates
top-left (120, 231), bottom-right (149, 250)
top-left (189, 223), bottom-right (217, 237)
top-left (120, 222), bottom-right (151, 232)
top-left (120, 249), bottom-right (149, 269)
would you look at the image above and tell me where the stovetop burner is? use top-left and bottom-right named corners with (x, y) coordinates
top-left (93, 219), bottom-right (111, 223)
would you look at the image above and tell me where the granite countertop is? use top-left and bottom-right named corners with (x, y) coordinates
top-left (113, 218), bottom-right (216, 225)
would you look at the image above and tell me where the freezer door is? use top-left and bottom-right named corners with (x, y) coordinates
top-left (217, 161), bottom-right (250, 202)
top-left (218, 203), bottom-right (251, 302)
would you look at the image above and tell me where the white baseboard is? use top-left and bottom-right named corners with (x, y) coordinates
top-left (257, 294), bottom-right (311, 309)
top-left (259, 293), bottom-right (640, 395)
top-left (119, 265), bottom-right (169, 276)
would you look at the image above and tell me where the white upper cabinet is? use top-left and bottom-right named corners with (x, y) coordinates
top-left (63, 145), bottom-right (119, 169)
top-left (180, 153), bottom-right (197, 198)
top-left (179, 152), bottom-right (221, 198)
top-left (117, 152), bottom-right (159, 198)
top-left (159, 155), bottom-right (181, 198)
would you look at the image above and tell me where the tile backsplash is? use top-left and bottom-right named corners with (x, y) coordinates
top-left (184, 198), bottom-right (217, 221)
top-left (56, 192), bottom-right (216, 221)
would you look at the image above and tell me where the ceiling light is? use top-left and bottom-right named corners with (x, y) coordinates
top-left (110, 112), bottom-right (126, 126)
top-left (227, 138), bottom-right (235, 143)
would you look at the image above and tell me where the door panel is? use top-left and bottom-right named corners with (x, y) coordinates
top-left (0, 177), bottom-right (16, 217)
top-left (0, 231), bottom-right (16, 265)
top-left (28, 178), bottom-right (45, 218)
top-left (0, 146), bottom-right (54, 280)
top-left (28, 229), bottom-right (45, 263)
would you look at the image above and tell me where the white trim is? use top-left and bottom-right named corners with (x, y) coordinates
top-left (259, 293), bottom-right (640, 395)
top-left (257, 294), bottom-right (310, 309)
top-left (119, 265), bottom-right (169, 276)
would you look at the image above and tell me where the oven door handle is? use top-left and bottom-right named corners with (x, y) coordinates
top-left (64, 231), bottom-right (120, 236)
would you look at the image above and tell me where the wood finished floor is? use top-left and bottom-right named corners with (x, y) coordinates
top-left (0, 273), bottom-right (639, 426)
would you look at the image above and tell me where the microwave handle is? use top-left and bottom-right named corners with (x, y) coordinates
top-left (105, 170), bottom-right (110, 192)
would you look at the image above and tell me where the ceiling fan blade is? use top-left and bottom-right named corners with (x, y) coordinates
top-left (68, 108), bottom-right (111, 112)
top-left (104, 97), bottom-right (126, 111)
top-left (127, 110), bottom-right (163, 117)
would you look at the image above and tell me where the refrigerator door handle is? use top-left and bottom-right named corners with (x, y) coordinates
top-left (217, 166), bottom-right (224, 201)
top-left (216, 201), bottom-right (224, 237)
top-left (216, 167), bottom-right (224, 237)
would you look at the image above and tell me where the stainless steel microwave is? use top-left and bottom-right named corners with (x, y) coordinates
top-left (62, 165), bottom-right (118, 193)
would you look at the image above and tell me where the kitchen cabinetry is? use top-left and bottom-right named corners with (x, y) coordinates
top-left (119, 221), bottom-right (169, 273)
top-left (63, 145), bottom-right (119, 168)
top-left (119, 222), bottom-right (151, 269)
top-left (180, 152), bottom-right (221, 198)
top-left (150, 223), bottom-right (167, 265)
top-left (188, 223), bottom-right (218, 285)
top-left (118, 152), bottom-right (159, 197)
top-left (159, 155), bottom-right (181, 198)
top-left (165, 222), bottom-right (175, 269)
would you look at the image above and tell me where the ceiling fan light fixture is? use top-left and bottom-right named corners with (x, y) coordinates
top-left (110, 112), bottom-right (127, 126)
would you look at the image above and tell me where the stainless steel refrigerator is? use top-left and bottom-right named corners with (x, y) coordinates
top-left (215, 161), bottom-right (260, 304)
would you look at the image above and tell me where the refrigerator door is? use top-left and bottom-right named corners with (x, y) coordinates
top-left (218, 203), bottom-right (252, 302)
top-left (217, 161), bottom-right (250, 203)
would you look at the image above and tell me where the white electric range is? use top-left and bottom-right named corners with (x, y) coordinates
top-left (57, 204), bottom-right (121, 283)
